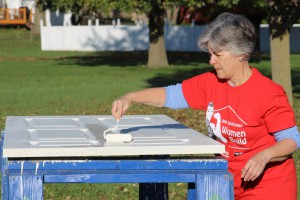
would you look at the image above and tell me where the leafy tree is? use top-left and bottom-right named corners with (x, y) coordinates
top-left (177, 0), bottom-right (267, 51)
top-left (37, 0), bottom-right (204, 68)
top-left (217, 0), bottom-right (300, 106)
top-left (267, 0), bottom-right (300, 106)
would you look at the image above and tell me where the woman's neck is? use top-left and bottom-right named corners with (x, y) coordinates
top-left (228, 64), bottom-right (252, 86)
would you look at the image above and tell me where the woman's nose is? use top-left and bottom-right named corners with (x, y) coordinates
top-left (209, 56), bottom-right (216, 65)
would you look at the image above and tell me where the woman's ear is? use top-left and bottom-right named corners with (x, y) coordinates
top-left (239, 54), bottom-right (250, 62)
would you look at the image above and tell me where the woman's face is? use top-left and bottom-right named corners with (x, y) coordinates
top-left (208, 45), bottom-right (241, 81)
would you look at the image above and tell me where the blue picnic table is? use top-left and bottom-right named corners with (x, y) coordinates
top-left (1, 153), bottom-right (233, 199)
top-left (1, 115), bottom-right (234, 199)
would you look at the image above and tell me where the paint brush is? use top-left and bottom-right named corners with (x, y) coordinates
top-left (116, 119), bottom-right (120, 128)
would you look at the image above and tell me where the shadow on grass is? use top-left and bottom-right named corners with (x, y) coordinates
top-left (53, 51), bottom-right (272, 68)
top-left (53, 51), bottom-right (300, 95)
top-left (146, 67), bottom-right (212, 87)
top-left (54, 51), bottom-right (211, 68)
top-left (54, 51), bottom-right (148, 67)
top-left (292, 68), bottom-right (300, 95)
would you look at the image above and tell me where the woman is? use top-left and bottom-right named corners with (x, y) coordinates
top-left (111, 13), bottom-right (300, 199)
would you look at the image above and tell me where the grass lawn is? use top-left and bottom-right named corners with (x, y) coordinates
top-left (0, 28), bottom-right (299, 199)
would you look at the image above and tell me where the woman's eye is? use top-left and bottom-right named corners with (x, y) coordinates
top-left (208, 51), bottom-right (221, 57)
top-left (214, 52), bottom-right (221, 56)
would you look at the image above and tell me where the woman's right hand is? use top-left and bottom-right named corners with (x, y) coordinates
top-left (111, 88), bottom-right (166, 120)
top-left (111, 94), bottom-right (132, 120)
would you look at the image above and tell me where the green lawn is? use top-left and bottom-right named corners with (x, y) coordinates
top-left (0, 28), bottom-right (299, 199)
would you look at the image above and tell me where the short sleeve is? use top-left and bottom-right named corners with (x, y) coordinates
top-left (182, 72), bottom-right (215, 110)
top-left (263, 88), bottom-right (296, 133)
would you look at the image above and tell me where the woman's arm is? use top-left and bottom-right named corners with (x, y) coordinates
top-left (111, 83), bottom-right (189, 119)
top-left (241, 138), bottom-right (297, 182)
top-left (111, 87), bottom-right (166, 120)
top-left (242, 125), bottom-right (300, 182)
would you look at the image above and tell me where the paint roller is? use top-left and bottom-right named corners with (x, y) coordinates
top-left (103, 120), bottom-right (133, 143)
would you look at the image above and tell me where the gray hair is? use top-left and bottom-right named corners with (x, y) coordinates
top-left (198, 13), bottom-right (256, 59)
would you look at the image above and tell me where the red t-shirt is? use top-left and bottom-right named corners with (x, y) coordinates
top-left (182, 67), bottom-right (297, 200)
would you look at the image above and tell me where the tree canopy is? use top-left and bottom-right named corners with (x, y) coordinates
top-left (267, 0), bottom-right (300, 39)
top-left (38, 0), bottom-right (208, 68)
top-left (37, 0), bottom-right (266, 68)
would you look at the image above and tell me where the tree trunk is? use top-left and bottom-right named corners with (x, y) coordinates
top-left (148, 36), bottom-right (169, 68)
top-left (166, 7), bottom-right (179, 25)
top-left (147, 3), bottom-right (169, 68)
top-left (31, 3), bottom-right (44, 35)
top-left (270, 32), bottom-right (293, 106)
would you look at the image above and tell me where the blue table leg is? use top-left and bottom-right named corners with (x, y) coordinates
top-left (139, 183), bottom-right (168, 200)
top-left (1, 131), bottom-right (9, 200)
top-left (138, 155), bottom-right (169, 199)
top-left (9, 175), bottom-right (43, 200)
top-left (196, 172), bottom-right (233, 200)
top-left (1, 160), bottom-right (9, 200)
top-left (187, 183), bottom-right (195, 200)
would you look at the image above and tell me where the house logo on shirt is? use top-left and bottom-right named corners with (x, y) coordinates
top-left (205, 102), bottom-right (248, 146)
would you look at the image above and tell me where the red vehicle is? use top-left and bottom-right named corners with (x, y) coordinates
top-left (177, 6), bottom-right (213, 25)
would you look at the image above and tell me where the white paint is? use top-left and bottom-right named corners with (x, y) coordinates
top-left (28, 128), bottom-right (99, 147)
top-left (3, 115), bottom-right (225, 158)
top-left (65, 174), bottom-right (93, 182)
top-left (105, 134), bottom-right (133, 143)
top-left (20, 161), bottom-right (24, 175)
top-left (35, 163), bottom-right (39, 175)
top-left (103, 124), bottom-right (134, 142)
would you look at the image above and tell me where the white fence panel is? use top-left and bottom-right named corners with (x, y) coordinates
top-left (41, 20), bottom-right (300, 53)
top-left (64, 26), bottom-right (149, 51)
top-left (41, 22), bottom-right (149, 51)
top-left (41, 26), bottom-right (65, 51)
top-left (166, 25), bottom-right (193, 51)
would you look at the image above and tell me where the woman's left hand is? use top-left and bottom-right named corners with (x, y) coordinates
top-left (241, 151), bottom-right (270, 181)
top-left (241, 138), bottom-right (297, 181)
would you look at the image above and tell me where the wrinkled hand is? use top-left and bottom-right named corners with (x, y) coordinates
top-left (111, 95), bottom-right (132, 120)
top-left (241, 151), bottom-right (270, 182)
